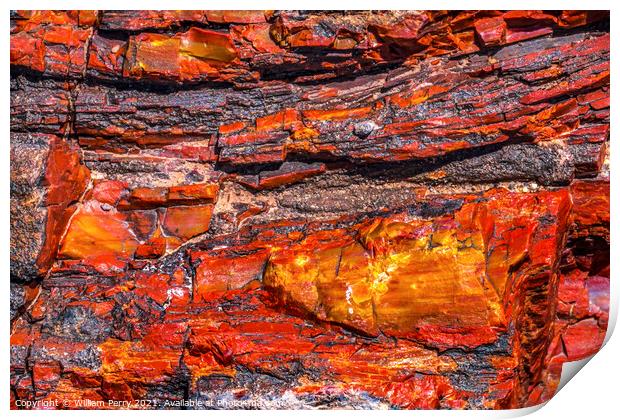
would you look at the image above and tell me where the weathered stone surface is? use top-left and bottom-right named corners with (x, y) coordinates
top-left (10, 9), bottom-right (609, 410)
top-left (10, 133), bottom-right (90, 282)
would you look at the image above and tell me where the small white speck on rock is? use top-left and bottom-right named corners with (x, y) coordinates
top-left (353, 121), bottom-right (379, 139)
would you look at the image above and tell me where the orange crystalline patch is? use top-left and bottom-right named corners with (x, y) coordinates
top-left (162, 205), bottom-right (214, 241)
top-left (124, 28), bottom-right (238, 81)
top-left (265, 190), bottom-right (569, 349)
top-left (302, 107), bottom-right (372, 121)
top-left (180, 28), bottom-right (238, 63)
top-left (59, 202), bottom-right (138, 260)
top-left (192, 251), bottom-right (269, 300)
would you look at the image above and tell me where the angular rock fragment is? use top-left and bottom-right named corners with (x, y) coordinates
top-left (11, 133), bottom-right (90, 282)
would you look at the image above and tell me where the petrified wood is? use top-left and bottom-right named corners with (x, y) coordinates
top-left (10, 10), bottom-right (610, 409)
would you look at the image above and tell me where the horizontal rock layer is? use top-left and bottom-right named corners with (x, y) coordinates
top-left (10, 10), bottom-right (609, 410)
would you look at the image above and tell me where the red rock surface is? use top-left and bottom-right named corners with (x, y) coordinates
top-left (10, 10), bottom-right (609, 410)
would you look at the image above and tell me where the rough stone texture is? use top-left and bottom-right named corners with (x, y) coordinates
top-left (10, 10), bottom-right (609, 410)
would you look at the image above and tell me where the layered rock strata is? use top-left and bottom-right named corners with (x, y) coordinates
top-left (10, 10), bottom-right (610, 409)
